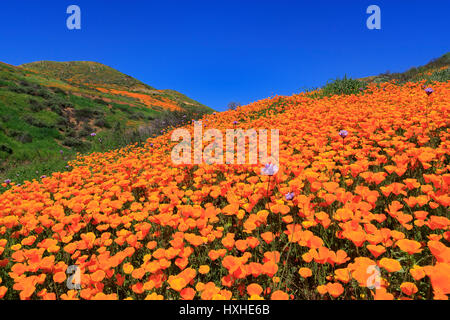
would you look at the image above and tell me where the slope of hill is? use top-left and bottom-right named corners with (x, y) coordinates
top-left (21, 61), bottom-right (155, 89)
top-left (0, 77), bottom-right (448, 300)
top-left (307, 52), bottom-right (449, 99)
top-left (20, 61), bottom-right (213, 113)
top-left (361, 52), bottom-right (450, 84)
top-left (0, 60), bottom-right (213, 182)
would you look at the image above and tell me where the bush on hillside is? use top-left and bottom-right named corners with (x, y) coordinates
top-left (49, 86), bottom-right (67, 96)
top-left (74, 108), bottom-right (102, 121)
top-left (62, 137), bottom-right (88, 149)
top-left (428, 68), bottom-right (450, 82)
top-left (320, 76), bottom-right (368, 97)
top-left (29, 98), bottom-right (45, 112)
top-left (22, 114), bottom-right (49, 128)
top-left (15, 132), bottom-right (33, 144)
top-left (94, 118), bottom-right (111, 128)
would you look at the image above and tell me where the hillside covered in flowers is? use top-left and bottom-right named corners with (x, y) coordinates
top-left (0, 80), bottom-right (448, 300)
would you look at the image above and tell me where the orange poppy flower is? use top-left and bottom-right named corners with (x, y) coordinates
top-left (428, 240), bottom-right (450, 263)
top-left (199, 265), bottom-right (210, 274)
top-left (396, 239), bottom-right (422, 254)
top-left (378, 258), bottom-right (402, 273)
top-left (298, 267), bottom-right (312, 278)
top-left (400, 282), bottom-right (418, 296)
top-left (373, 288), bottom-right (394, 300)
top-left (168, 276), bottom-right (187, 292)
top-left (247, 283), bottom-right (263, 296)
top-left (366, 244), bottom-right (386, 258)
top-left (270, 290), bottom-right (289, 300)
top-left (235, 239), bottom-right (248, 252)
top-left (334, 268), bottom-right (351, 283)
top-left (180, 287), bottom-right (196, 300)
top-left (131, 267), bottom-right (146, 280)
top-left (91, 270), bottom-right (106, 282)
top-left (53, 271), bottom-right (66, 284)
top-left (262, 261), bottom-right (278, 277)
top-left (317, 285), bottom-right (327, 295)
top-left (0, 286), bottom-right (7, 299)
top-left (326, 282), bottom-right (344, 298)
top-left (410, 265), bottom-right (426, 281)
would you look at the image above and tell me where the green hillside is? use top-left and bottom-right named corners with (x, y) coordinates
top-left (0, 60), bottom-right (213, 185)
top-left (21, 61), bottom-right (154, 89)
top-left (306, 52), bottom-right (449, 98)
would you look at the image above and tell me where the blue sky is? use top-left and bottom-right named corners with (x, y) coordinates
top-left (0, 0), bottom-right (448, 111)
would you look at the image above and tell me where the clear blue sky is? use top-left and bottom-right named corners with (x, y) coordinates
top-left (0, 0), bottom-right (448, 111)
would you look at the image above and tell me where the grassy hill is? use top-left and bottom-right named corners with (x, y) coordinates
top-left (21, 61), bottom-right (155, 89)
top-left (361, 52), bottom-right (450, 84)
top-left (20, 61), bottom-right (213, 113)
top-left (0, 60), bottom-right (213, 183)
top-left (305, 52), bottom-right (449, 98)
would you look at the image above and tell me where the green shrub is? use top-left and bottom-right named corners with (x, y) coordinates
top-left (62, 137), bottom-right (87, 149)
top-left (29, 98), bottom-right (45, 112)
top-left (74, 108), bottom-right (102, 121)
top-left (5, 129), bottom-right (21, 138)
top-left (94, 98), bottom-right (109, 105)
top-left (65, 128), bottom-right (77, 138)
top-left (22, 115), bottom-right (48, 128)
top-left (0, 79), bottom-right (11, 87)
top-left (129, 112), bottom-right (147, 120)
top-left (320, 76), bottom-right (367, 97)
top-left (8, 83), bottom-right (27, 94)
top-left (114, 104), bottom-right (133, 114)
top-left (428, 68), bottom-right (450, 82)
top-left (15, 132), bottom-right (33, 144)
top-left (94, 118), bottom-right (111, 128)
top-left (49, 86), bottom-right (67, 96)
top-left (0, 144), bottom-right (13, 155)
top-left (0, 114), bottom-right (11, 122)
top-left (16, 80), bottom-right (52, 98)
top-left (46, 96), bottom-right (73, 115)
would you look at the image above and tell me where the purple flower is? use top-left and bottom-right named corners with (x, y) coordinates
top-left (261, 163), bottom-right (279, 176)
top-left (59, 150), bottom-right (63, 154)
top-left (233, 121), bottom-right (238, 125)
top-left (40, 175), bottom-right (46, 179)
top-left (4, 179), bottom-right (11, 184)
top-left (339, 130), bottom-right (348, 139)
top-left (425, 87), bottom-right (434, 96)
top-left (285, 192), bottom-right (295, 201)
top-left (90, 133), bottom-right (97, 137)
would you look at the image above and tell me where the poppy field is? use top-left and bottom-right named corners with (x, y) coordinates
top-left (0, 80), bottom-right (448, 300)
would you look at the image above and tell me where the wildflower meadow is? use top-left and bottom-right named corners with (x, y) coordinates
top-left (0, 80), bottom-right (448, 300)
